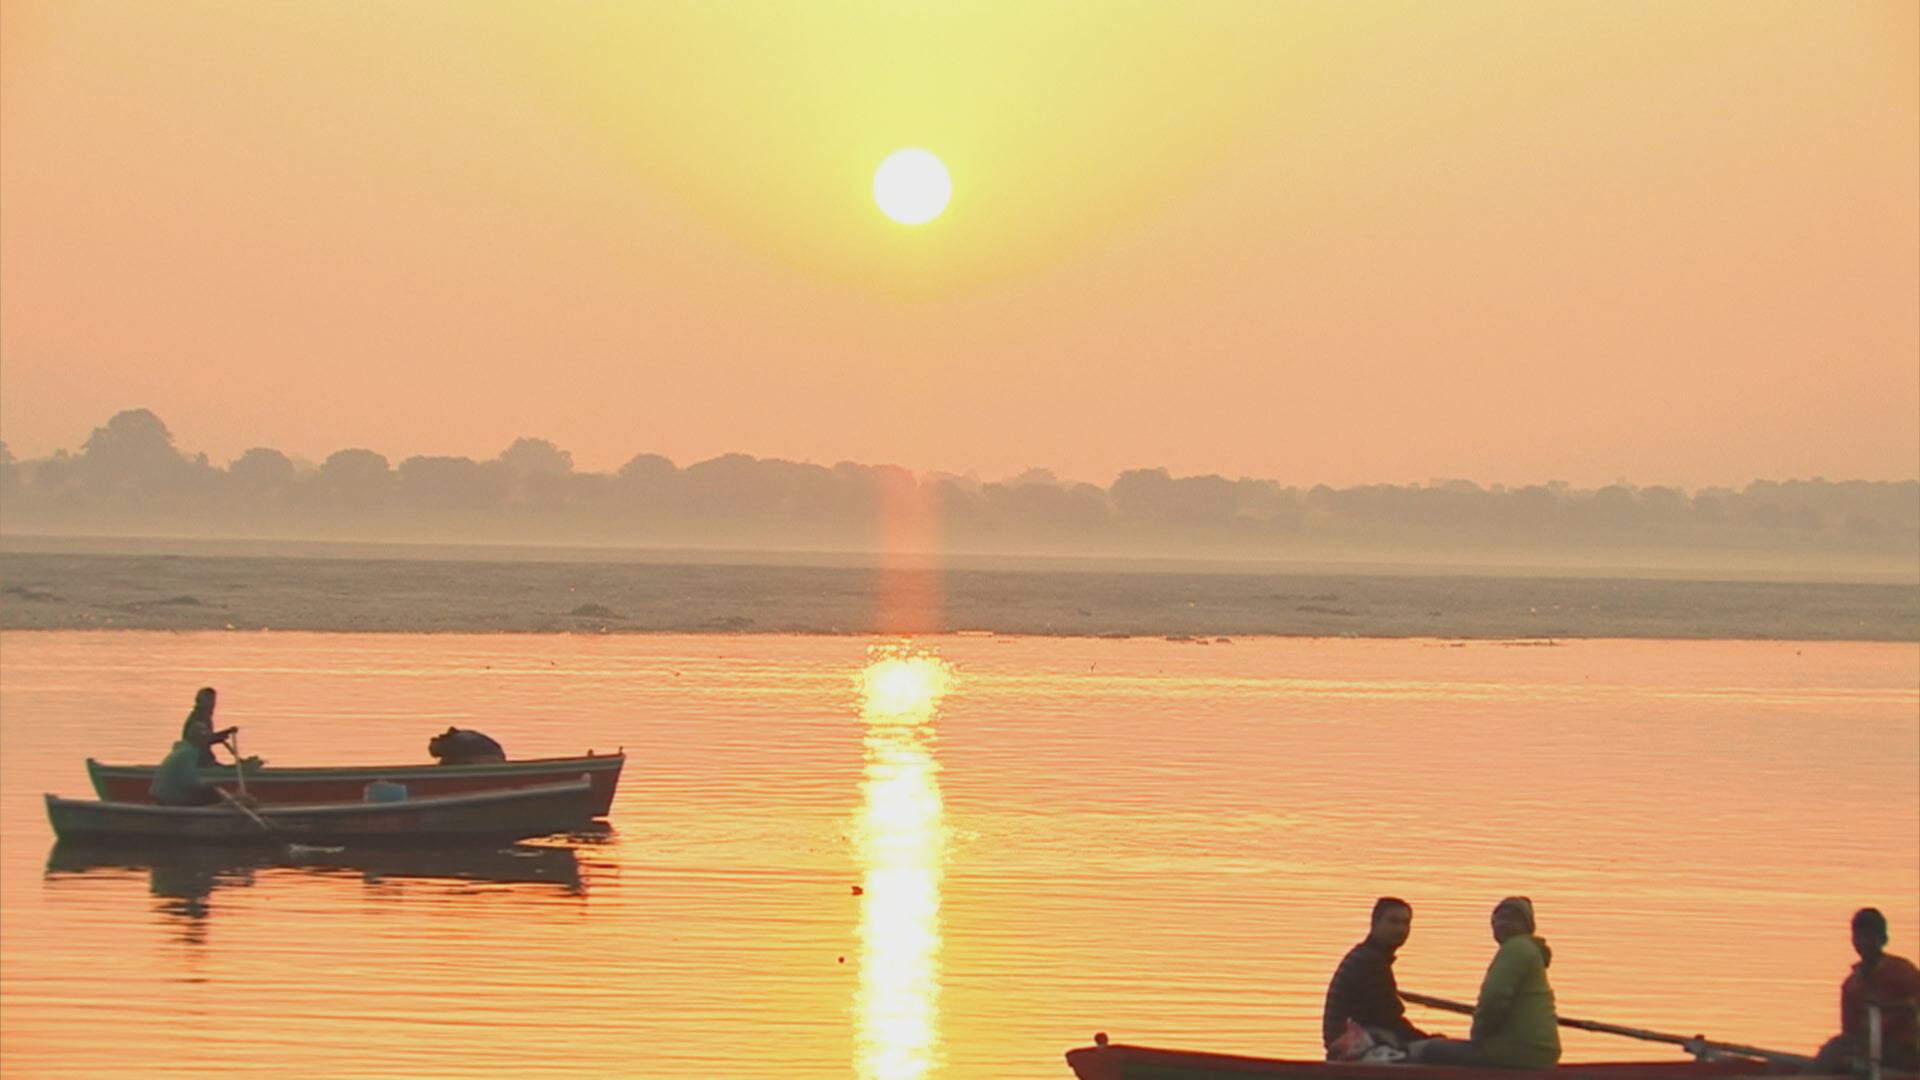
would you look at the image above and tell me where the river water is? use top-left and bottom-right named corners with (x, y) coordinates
top-left (1, 631), bottom-right (1915, 1078)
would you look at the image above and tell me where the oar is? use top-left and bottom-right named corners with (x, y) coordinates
top-left (215, 785), bottom-right (275, 834)
top-left (214, 733), bottom-right (275, 834)
top-left (1401, 990), bottom-right (1813, 1068)
top-left (227, 731), bottom-right (251, 801)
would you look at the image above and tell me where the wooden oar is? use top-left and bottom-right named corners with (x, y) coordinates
top-left (215, 785), bottom-right (275, 833)
top-left (227, 731), bottom-right (251, 801)
top-left (1401, 990), bottom-right (1813, 1067)
top-left (215, 731), bottom-right (277, 834)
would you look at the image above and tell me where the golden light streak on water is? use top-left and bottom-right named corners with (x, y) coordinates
top-left (2, 633), bottom-right (1913, 1078)
top-left (854, 647), bottom-right (954, 1080)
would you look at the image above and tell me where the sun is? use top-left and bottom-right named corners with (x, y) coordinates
top-left (873, 149), bottom-right (951, 226)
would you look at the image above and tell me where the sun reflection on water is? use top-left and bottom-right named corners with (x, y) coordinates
top-left (854, 646), bottom-right (954, 1080)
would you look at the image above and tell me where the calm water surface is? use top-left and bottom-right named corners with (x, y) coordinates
top-left (1, 632), bottom-right (1915, 1079)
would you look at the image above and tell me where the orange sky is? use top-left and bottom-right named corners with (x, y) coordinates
top-left (2, 2), bottom-right (1915, 489)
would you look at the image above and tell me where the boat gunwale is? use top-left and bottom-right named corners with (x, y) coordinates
top-left (86, 751), bottom-right (625, 783)
top-left (47, 776), bottom-right (595, 820)
top-left (1064, 1044), bottom-right (1870, 1080)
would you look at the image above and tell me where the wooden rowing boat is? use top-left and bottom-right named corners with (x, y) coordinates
top-left (86, 751), bottom-right (625, 817)
top-left (1063, 1041), bottom-right (1853, 1080)
top-left (45, 777), bottom-right (598, 844)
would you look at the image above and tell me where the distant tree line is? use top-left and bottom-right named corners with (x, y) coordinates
top-left (3, 409), bottom-right (1916, 568)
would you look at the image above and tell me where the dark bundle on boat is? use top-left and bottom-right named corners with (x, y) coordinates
top-left (428, 727), bottom-right (506, 764)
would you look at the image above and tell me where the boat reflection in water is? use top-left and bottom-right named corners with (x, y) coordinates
top-left (45, 834), bottom-right (594, 933)
top-left (854, 646), bottom-right (955, 1080)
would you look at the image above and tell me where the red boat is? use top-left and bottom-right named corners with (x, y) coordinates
top-left (86, 751), bottom-right (626, 818)
top-left (1063, 1041), bottom-right (1862, 1080)
top-left (46, 777), bottom-right (599, 845)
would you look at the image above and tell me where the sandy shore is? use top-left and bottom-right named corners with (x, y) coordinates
top-left (3, 548), bottom-right (1914, 640)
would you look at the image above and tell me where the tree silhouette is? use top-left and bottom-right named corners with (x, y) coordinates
top-left (229, 447), bottom-right (297, 497)
top-left (317, 448), bottom-right (393, 509)
top-left (397, 455), bottom-right (505, 510)
top-left (0, 406), bottom-right (1912, 567)
top-left (78, 408), bottom-right (199, 499)
top-left (498, 437), bottom-right (573, 477)
top-left (497, 437), bottom-right (576, 508)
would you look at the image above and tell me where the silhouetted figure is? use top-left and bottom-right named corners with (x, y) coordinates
top-left (1810, 908), bottom-right (1920, 1074)
top-left (1323, 896), bottom-right (1435, 1059)
top-left (1415, 896), bottom-right (1560, 1068)
top-left (180, 687), bottom-right (237, 767)
top-left (428, 727), bottom-right (506, 764)
top-left (149, 739), bottom-right (223, 806)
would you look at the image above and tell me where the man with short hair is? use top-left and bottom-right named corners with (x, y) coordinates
top-left (1322, 896), bottom-right (1434, 1058)
top-left (1811, 908), bottom-right (1920, 1074)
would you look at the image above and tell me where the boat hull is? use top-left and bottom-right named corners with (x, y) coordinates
top-left (1064, 1045), bottom-right (1839, 1080)
top-left (45, 778), bottom-right (598, 844)
top-left (87, 752), bottom-right (624, 817)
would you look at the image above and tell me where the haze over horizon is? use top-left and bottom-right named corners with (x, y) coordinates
top-left (7, 407), bottom-right (1915, 586)
top-left (3, 3), bottom-right (1915, 491)
top-left (5, 403), bottom-right (1915, 495)
top-left (0, 401), bottom-right (1912, 490)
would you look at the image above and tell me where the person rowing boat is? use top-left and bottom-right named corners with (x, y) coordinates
top-left (151, 686), bottom-right (252, 810)
top-left (180, 687), bottom-right (238, 768)
top-left (1810, 908), bottom-right (1919, 1074)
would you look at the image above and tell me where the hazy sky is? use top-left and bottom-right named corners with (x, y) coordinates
top-left (3, 2), bottom-right (1915, 489)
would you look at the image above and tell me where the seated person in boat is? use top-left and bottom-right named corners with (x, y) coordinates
top-left (428, 727), bottom-right (506, 765)
top-left (149, 739), bottom-right (225, 806)
top-left (1414, 897), bottom-right (1560, 1068)
top-left (1322, 896), bottom-right (1434, 1059)
top-left (180, 686), bottom-right (238, 767)
top-left (1810, 908), bottom-right (1920, 1074)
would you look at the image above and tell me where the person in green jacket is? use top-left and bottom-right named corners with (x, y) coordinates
top-left (1414, 896), bottom-right (1562, 1068)
top-left (149, 739), bottom-right (224, 806)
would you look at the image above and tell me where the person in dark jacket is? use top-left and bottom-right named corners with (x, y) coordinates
top-left (1323, 896), bottom-right (1434, 1058)
top-left (180, 687), bottom-right (238, 767)
top-left (1810, 908), bottom-right (1920, 1073)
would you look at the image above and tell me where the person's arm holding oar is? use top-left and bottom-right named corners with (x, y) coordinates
top-left (218, 731), bottom-right (276, 834)
top-left (180, 687), bottom-right (237, 767)
top-left (224, 730), bottom-right (253, 799)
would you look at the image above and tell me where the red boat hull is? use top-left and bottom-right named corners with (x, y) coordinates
top-left (87, 752), bottom-right (625, 817)
top-left (1064, 1044), bottom-right (1852, 1080)
top-left (47, 778), bottom-right (598, 844)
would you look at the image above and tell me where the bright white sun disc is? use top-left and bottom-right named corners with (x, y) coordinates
top-left (873, 149), bottom-right (951, 225)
